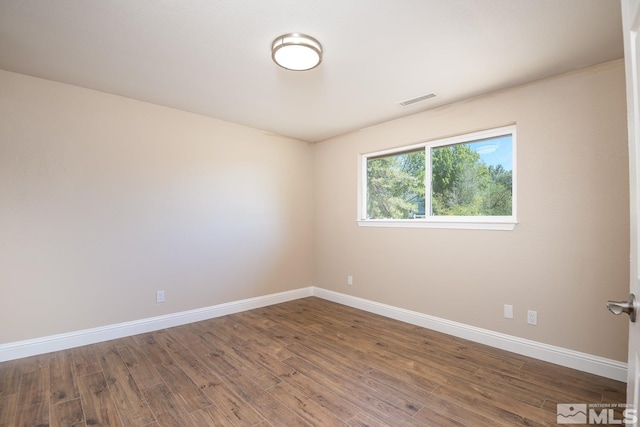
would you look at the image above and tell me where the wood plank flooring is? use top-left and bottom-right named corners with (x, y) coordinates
top-left (0, 297), bottom-right (627, 426)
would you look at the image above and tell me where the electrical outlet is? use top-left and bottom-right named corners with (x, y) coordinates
top-left (156, 290), bottom-right (165, 303)
top-left (347, 275), bottom-right (353, 286)
top-left (527, 310), bottom-right (537, 325)
top-left (504, 304), bottom-right (513, 319)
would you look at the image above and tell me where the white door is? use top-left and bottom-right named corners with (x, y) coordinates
top-left (621, 0), bottom-right (640, 421)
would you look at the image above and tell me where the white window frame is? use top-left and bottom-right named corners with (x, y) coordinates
top-left (357, 125), bottom-right (517, 230)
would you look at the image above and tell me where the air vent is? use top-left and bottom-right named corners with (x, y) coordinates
top-left (398, 93), bottom-right (436, 107)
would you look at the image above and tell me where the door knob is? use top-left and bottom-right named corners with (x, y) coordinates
top-left (606, 294), bottom-right (637, 322)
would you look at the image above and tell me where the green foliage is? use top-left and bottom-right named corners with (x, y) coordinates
top-left (431, 144), bottom-right (511, 216)
top-left (367, 151), bottom-right (425, 219)
top-left (367, 143), bottom-right (512, 219)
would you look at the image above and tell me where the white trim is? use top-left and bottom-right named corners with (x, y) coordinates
top-left (357, 219), bottom-right (517, 230)
top-left (311, 287), bottom-right (628, 382)
top-left (0, 287), bottom-right (313, 362)
top-left (0, 285), bottom-right (627, 382)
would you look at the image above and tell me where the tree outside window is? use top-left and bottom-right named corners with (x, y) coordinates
top-left (364, 127), bottom-right (514, 222)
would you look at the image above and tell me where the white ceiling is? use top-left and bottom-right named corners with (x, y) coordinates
top-left (0, 0), bottom-right (624, 142)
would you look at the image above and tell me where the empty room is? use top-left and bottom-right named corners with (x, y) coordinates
top-left (1, 1), bottom-right (638, 426)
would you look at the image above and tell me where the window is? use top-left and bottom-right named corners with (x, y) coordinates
top-left (358, 125), bottom-right (516, 230)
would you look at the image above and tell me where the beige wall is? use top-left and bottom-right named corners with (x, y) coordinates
top-left (0, 70), bottom-right (314, 343)
top-left (1, 60), bottom-right (631, 363)
top-left (314, 60), bottom-right (630, 361)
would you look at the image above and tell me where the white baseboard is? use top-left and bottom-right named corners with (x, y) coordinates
top-left (312, 287), bottom-right (628, 382)
top-left (0, 285), bottom-right (627, 382)
top-left (0, 287), bottom-right (313, 362)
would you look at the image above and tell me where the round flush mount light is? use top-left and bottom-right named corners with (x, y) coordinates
top-left (272, 33), bottom-right (322, 71)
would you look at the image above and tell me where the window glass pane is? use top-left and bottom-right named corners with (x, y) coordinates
top-left (431, 135), bottom-right (512, 216)
top-left (367, 150), bottom-right (425, 219)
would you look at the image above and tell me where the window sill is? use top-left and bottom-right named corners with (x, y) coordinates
top-left (357, 218), bottom-right (518, 231)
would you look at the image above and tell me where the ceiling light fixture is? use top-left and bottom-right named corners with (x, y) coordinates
top-left (272, 33), bottom-right (322, 71)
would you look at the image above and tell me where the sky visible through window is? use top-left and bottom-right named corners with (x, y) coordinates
top-left (468, 135), bottom-right (512, 170)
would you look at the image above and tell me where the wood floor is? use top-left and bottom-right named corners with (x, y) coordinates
top-left (0, 297), bottom-right (626, 427)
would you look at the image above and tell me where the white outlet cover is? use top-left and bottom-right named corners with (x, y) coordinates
top-left (504, 304), bottom-right (513, 319)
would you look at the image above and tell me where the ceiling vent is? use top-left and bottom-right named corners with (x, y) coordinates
top-left (398, 93), bottom-right (436, 107)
